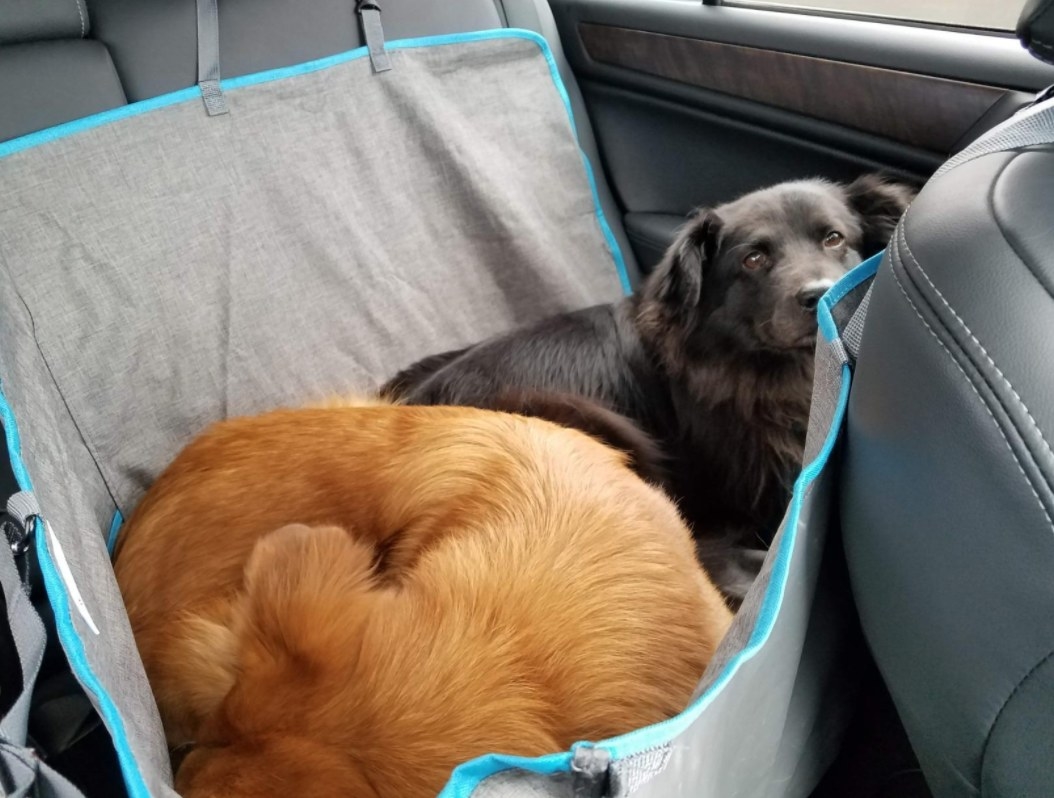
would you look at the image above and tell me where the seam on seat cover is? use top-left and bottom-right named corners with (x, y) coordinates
top-left (888, 238), bottom-right (1054, 542)
top-left (0, 253), bottom-right (121, 511)
top-left (978, 646), bottom-right (1054, 795)
top-left (897, 224), bottom-right (1054, 492)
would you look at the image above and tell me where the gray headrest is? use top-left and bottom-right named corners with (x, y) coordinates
top-left (0, 0), bottom-right (89, 45)
top-left (1018, 0), bottom-right (1054, 65)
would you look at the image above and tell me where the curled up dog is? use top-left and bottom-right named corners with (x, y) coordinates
top-left (114, 401), bottom-right (731, 798)
top-left (383, 174), bottom-right (916, 604)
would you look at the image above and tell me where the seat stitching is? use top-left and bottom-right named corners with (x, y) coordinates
top-left (888, 244), bottom-right (1054, 538)
top-left (73, 0), bottom-right (86, 38)
top-left (897, 225), bottom-right (1054, 475)
top-left (979, 646), bottom-right (1054, 795)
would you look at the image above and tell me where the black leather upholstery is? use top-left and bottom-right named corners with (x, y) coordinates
top-left (1018, 0), bottom-right (1054, 66)
top-left (0, 41), bottom-right (126, 142)
top-left (842, 137), bottom-right (1054, 796)
top-left (0, 0), bottom-right (89, 44)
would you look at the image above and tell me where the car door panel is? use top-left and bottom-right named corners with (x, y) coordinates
top-left (548, 0), bottom-right (1054, 269)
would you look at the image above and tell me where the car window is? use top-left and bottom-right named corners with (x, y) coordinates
top-left (725, 0), bottom-right (1026, 32)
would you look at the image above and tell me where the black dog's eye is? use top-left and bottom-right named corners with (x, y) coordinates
top-left (742, 251), bottom-right (769, 271)
top-left (823, 231), bottom-right (846, 249)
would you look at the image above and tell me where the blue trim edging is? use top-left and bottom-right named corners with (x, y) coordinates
top-left (1, 382), bottom-right (151, 798)
top-left (438, 751), bottom-right (573, 798)
top-left (437, 256), bottom-right (868, 791)
top-left (0, 28), bottom-right (679, 797)
top-left (107, 510), bottom-right (124, 556)
top-left (0, 29), bottom-right (631, 296)
top-left (590, 364), bottom-right (853, 761)
top-left (818, 250), bottom-right (885, 343)
top-left (0, 248), bottom-right (869, 794)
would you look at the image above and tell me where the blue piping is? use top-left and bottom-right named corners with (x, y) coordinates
top-left (818, 250), bottom-right (885, 343)
top-left (0, 29), bottom-right (631, 295)
top-left (107, 510), bottom-right (124, 556)
top-left (585, 252), bottom-right (877, 760)
top-left (438, 256), bottom-right (874, 789)
top-left (1, 383), bottom-right (151, 798)
top-left (437, 751), bottom-right (573, 798)
top-left (0, 29), bottom-right (688, 796)
top-left (0, 248), bottom-right (873, 795)
top-left (0, 88), bottom-right (201, 160)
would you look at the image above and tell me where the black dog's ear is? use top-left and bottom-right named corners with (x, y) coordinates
top-left (646, 210), bottom-right (723, 312)
top-left (845, 173), bottom-right (917, 254)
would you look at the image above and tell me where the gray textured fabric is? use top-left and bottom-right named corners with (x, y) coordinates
top-left (0, 541), bottom-right (86, 798)
top-left (474, 770), bottom-right (572, 798)
top-left (194, 0), bottom-right (227, 115)
top-left (841, 284), bottom-right (873, 364)
top-left (607, 337), bottom-right (854, 797)
top-left (0, 35), bottom-right (623, 796)
top-left (935, 94), bottom-right (1054, 177)
top-left (0, 264), bottom-right (173, 796)
top-left (609, 745), bottom-right (670, 796)
top-left (0, 36), bottom-right (623, 513)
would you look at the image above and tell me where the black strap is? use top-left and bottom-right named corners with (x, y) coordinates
top-left (357, 1), bottom-right (392, 73)
top-left (196, 0), bottom-right (228, 115)
top-left (4, 492), bottom-right (39, 594)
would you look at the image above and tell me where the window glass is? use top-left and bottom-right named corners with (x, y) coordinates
top-left (728, 1), bottom-right (1026, 32)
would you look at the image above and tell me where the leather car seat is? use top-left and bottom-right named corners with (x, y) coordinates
top-left (841, 2), bottom-right (1054, 795)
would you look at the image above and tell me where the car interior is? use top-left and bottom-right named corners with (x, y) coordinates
top-left (1, 0), bottom-right (1053, 796)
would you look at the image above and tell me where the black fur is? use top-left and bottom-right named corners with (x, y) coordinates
top-left (475, 390), bottom-right (667, 487)
top-left (383, 175), bottom-right (915, 605)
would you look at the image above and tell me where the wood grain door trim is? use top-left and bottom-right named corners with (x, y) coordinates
top-left (578, 23), bottom-right (1009, 153)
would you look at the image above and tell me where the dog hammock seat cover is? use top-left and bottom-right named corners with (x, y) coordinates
top-left (0, 9), bottom-right (884, 798)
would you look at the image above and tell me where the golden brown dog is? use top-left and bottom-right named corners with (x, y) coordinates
top-left (114, 402), bottom-right (731, 798)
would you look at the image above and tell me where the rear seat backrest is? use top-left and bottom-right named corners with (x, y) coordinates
top-left (87, 0), bottom-right (505, 101)
top-left (0, 0), bottom-right (638, 288)
top-left (0, 0), bottom-right (126, 142)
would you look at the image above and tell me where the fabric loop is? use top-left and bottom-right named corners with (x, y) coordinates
top-left (358, 1), bottom-right (393, 73)
top-left (195, 0), bottom-right (228, 115)
top-left (6, 490), bottom-right (41, 527)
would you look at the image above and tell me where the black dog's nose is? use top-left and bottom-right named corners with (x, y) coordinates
top-left (796, 285), bottom-right (828, 312)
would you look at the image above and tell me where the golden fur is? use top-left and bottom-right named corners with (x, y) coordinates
top-left (114, 402), bottom-right (731, 798)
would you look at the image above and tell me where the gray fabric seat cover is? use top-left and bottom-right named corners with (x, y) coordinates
top-left (0, 34), bottom-right (623, 796)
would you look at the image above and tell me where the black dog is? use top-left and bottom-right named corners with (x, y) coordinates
top-left (383, 175), bottom-right (915, 604)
